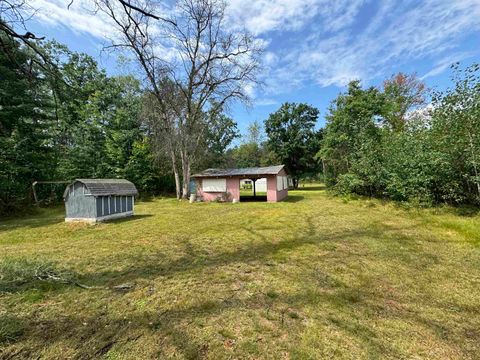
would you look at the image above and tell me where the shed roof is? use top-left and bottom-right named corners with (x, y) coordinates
top-left (192, 165), bottom-right (286, 178)
top-left (64, 179), bottom-right (138, 198)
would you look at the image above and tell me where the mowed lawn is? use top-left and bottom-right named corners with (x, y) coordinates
top-left (1, 186), bottom-right (479, 359)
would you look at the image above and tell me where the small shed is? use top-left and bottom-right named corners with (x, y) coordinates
top-left (192, 165), bottom-right (289, 203)
top-left (63, 179), bottom-right (138, 223)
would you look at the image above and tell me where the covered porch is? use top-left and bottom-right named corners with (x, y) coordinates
top-left (192, 165), bottom-right (289, 203)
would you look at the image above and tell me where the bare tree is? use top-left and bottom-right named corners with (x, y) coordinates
top-left (95, 0), bottom-right (261, 198)
top-left (142, 79), bottom-right (186, 199)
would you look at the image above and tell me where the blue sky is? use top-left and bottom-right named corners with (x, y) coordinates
top-left (26, 0), bottom-right (480, 135)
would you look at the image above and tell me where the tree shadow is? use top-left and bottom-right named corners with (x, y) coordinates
top-left (284, 195), bottom-right (304, 203)
top-left (78, 218), bottom-right (384, 287)
top-left (452, 205), bottom-right (480, 217)
top-left (294, 185), bottom-right (327, 191)
top-left (0, 214), bottom-right (65, 233)
top-left (103, 214), bottom-right (154, 224)
top-left (1, 217), bottom-right (472, 358)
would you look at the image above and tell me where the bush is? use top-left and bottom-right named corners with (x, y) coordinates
top-left (333, 173), bottom-right (365, 195)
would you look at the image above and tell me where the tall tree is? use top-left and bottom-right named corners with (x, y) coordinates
top-left (197, 107), bottom-right (239, 169)
top-left (0, 32), bottom-right (53, 214)
top-left (430, 63), bottom-right (480, 203)
top-left (318, 81), bottom-right (385, 189)
top-left (382, 73), bottom-right (426, 131)
top-left (96, 0), bottom-right (261, 198)
top-left (265, 103), bottom-right (321, 188)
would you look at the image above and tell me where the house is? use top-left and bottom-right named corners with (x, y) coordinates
top-left (192, 165), bottom-right (289, 202)
top-left (63, 179), bottom-right (138, 223)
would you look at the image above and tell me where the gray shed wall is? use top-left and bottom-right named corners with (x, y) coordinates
top-left (65, 183), bottom-right (96, 219)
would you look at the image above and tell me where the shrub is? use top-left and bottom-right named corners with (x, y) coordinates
top-left (333, 173), bottom-right (365, 195)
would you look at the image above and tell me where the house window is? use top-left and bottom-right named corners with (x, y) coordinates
top-left (202, 178), bottom-right (227, 192)
top-left (276, 176), bottom-right (283, 191)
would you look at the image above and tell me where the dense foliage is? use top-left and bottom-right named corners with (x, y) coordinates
top-left (265, 103), bottom-right (323, 188)
top-left (319, 65), bottom-right (480, 205)
top-left (0, 34), bottom-right (54, 214)
top-left (0, 37), bottom-right (171, 215)
top-left (2, 21), bottom-right (479, 213)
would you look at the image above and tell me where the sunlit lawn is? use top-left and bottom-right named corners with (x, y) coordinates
top-left (0, 185), bottom-right (479, 359)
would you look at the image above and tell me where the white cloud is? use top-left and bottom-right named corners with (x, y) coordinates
top-left (259, 0), bottom-right (480, 92)
top-left (255, 98), bottom-right (278, 106)
top-left (421, 52), bottom-right (474, 80)
top-left (29, 0), bottom-right (480, 97)
top-left (226, 0), bottom-right (366, 35)
top-left (29, 0), bottom-right (112, 39)
top-left (226, 0), bottom-right (321, 35)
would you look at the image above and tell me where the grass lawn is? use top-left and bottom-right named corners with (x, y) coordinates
top-left (1, 185), bottom-right (479, 359)
top-left (239, 189), bottom-right (267, 197)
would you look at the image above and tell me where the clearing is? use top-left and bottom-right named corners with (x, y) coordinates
top-left (0, 186), bottom-right (479, 359)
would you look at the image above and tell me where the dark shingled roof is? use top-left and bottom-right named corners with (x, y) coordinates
top-left (192, 165), bottom-right (286, 178)
top-left (64, 179), bottom-right (138, 198)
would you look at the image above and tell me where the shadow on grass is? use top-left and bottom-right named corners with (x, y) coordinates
top-left (2, 217), bottom-right (475, 358)
top-left (103, 214), bottom-right (154, 223)
top-left (5, 282), bottom-right (471, 360)
top-left (0, 213), bottom-right (65, 233)
top-left (294, 185), bottom-right (327, 191)
top-left (452, 205), bottom-right (480, 217)
top-left (79, 218), bottom-right (427, 288)
top-left (239, 195), bottom-right (267, 202)
top-left (284, 195), bottom-right (304, 203)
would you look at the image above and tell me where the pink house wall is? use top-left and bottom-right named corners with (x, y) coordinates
top-left (196, 169), bottom-right (288, 203)
top-left (196, 178), bottom-right (240, 202)
top-left (266, 168), bottom-right (288, 202)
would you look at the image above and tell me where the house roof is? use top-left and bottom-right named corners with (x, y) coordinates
top-left (192, 165), bottom-right (286, 178)
top-left (64, 179), bottom-right (138, 198)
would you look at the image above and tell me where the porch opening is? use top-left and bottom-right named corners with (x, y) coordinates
top-left (240, 178), bottom-right (267, 202)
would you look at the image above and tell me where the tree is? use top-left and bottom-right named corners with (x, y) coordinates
top-left (265, 103), bottom-right (321, 188)
top-left (196, 108), bottom-right (239, 169)
top-left (0, 32), bottom-right (53, 214)
top-left (382, 73), bottom-right (426, 131)
top-left (227, 120), bottom-right (270, 168)
top-left (96, 0), bottom-right (261, 198)
top-left (246, 120), bottom-right (265, 145)
top-left (318, 81), bottom-right (385, 191)
top-left (430, 63), bottom-right (480, 204)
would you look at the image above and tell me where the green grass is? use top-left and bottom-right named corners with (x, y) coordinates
top-left (239, 189), bottom-right (267, 197)
top-left (0, 185), bottom-right (479, 359)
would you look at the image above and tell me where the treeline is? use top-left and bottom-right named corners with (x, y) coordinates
top-left (0, 33), bottom-right (323, 216)
top-left (0, 34), bottom-right (238, 215)
top-left (2, 21), bottom-right (479, 214)
top-left (319, 66), bottom-right (480, 205)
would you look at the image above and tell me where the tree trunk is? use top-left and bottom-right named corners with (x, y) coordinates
top-left (180, 149), bottom-right (190, 200)
top-left (170, 149), bottom-right (181, 199)
top-left (322, 159), bottom-right (327, 183)
top-left (293, 177), bottom-right (299, 189)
